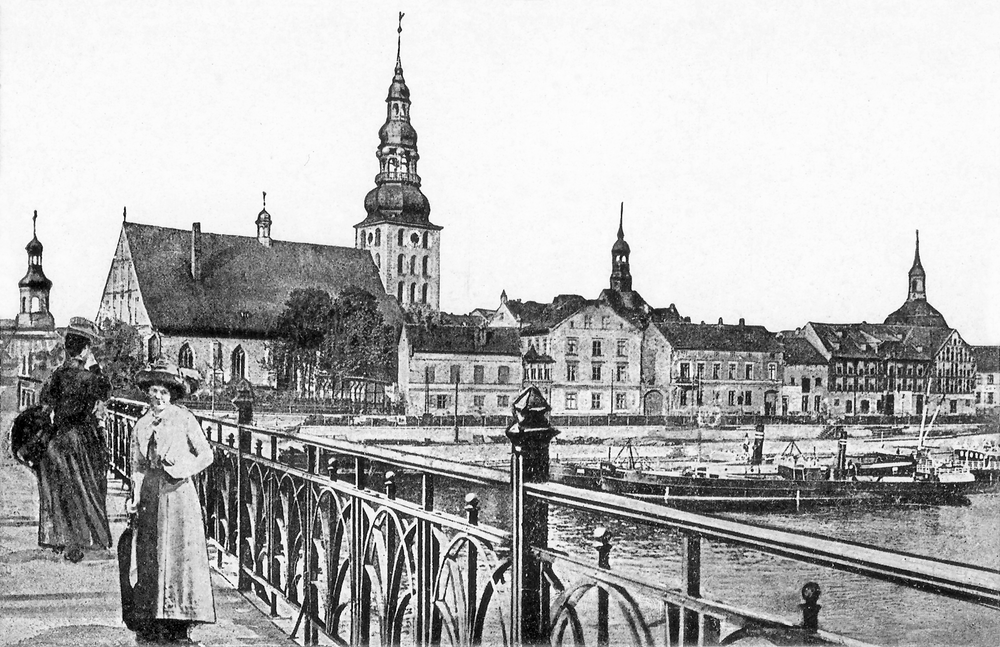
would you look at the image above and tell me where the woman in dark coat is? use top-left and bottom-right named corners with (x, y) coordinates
top-left (37, 316), bottom-right (112, 561)
top-left (126, 359), bottom-right (215, 643)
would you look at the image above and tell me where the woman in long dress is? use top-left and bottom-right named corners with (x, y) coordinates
top-left (37, 316), bottom-right (112, 561)
top-left (127, 359), bottom-right (215, 643)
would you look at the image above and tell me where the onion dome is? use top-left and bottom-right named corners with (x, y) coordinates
top-left (19, 211), bottom-right (51, 290)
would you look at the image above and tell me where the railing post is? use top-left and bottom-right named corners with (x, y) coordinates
top-left (800, 582), bottom-right (822, 632)
top-left (415, 472), bottom-right (439, 645)
top-left (465, 493), bottom-right (480, 641)
top-left (593, 527), bottom-right (612, 647)
top-left (237, 427), bottom-right (252, 591)
top-left (506, 387), bottom-right (559, 646)
top-left (681, 531), bottom-right (701, 645)
top-left (304, 445), bottom-right (318, 645)
top-left (351, 456), bottom-right (371, 646)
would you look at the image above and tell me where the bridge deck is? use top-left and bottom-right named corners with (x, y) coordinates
top-left (0, 461), bottom-right (294, 647)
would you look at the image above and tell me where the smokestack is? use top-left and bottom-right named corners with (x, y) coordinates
top-left (751, 423), bottom-right (765, 466)
top-left (191, 222), bottom-right (202, 280)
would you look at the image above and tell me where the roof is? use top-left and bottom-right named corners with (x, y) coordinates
top-left (404, 325), bottom-right (520, 356)
top-left (884, 298), bottom-right (948, 328)
top-left (505, 295), bottom-right (589, 334)
top-left (973, 346), bottom-right (1000, 373)
top-left (808, 322), bottom-right (954, 361)
top-left (523, 346), bottom-right (555, 364)
top-left (122, 222), bottom-right (402, 336)
top-left (781, 337), bottom-right (826, 366)
top-left (656, 321), bottom-right (782, 353)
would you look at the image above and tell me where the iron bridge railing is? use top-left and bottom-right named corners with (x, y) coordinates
top-left (105, 388), bottom-right (1000, 647)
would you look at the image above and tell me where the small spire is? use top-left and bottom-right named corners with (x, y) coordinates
top-left (123, 206), bottom-right (127, 222)
top-left (396, 12), bottom-right (405, 69)
top-left (33, 210), bottom-right (37, 236)
top-left (263, 191), bottom-right (267, 209)
top-left (618, 202), bottom-right (624, 239)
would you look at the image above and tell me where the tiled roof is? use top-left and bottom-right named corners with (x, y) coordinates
top-left (405, 325), bottom-right (520, 356)
top-left (656, 321), bottom-right (782, 353)
top-left (781, 337), bottom-right (826, 365)
top-left (884, 298), bottom-right (948, 328)
top-left (505, 295), bottom-right (588, 334)
top-left (123, 222), bottom-right (402, 336)
top-left (523, 346), bottom-right (555, 364)
top-left (808, 322), bottom-right (954, 361)
top-left (973, 346), bottom-right (1000, 373)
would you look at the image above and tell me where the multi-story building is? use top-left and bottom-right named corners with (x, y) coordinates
top-left (778, 335), bottom-right (828, 417)
top-left (643, 319), bottom-right (784, 417)
top-left (397, 325), bottom-right (521, 416)
top-left (972, 346), bottom-right (999, 411)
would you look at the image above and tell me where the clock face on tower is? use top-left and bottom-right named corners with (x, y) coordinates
top-left (410, 233), bottom-right (420, 246)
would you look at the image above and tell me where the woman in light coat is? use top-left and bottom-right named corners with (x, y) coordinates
top-left (126, 360), bottom-right (215, 643)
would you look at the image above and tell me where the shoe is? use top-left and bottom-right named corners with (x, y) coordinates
top-left (64, 546), bottom-right (84, 563)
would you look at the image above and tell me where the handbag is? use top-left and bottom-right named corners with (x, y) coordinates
top-left (118, 513), bottom-right (141, 631)
top-left (10, 405), bottom-right (55, 467)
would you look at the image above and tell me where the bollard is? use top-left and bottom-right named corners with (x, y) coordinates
top-left (800, 582), bottom-right (821, 631)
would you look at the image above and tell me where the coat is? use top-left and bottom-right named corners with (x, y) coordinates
top-left (129, 403), bottom-right (216, 623)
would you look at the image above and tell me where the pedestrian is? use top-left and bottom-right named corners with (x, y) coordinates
top-left (36, 316), bottom-right (112, 562)
top-left (125, 359), bottom-right (216, 643)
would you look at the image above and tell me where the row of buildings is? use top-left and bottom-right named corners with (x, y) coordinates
top-left (4, 23), bottom-right (997, 431)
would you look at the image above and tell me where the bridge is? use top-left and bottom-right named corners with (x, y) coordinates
top-left (5, 386), bottom-right (997, 646)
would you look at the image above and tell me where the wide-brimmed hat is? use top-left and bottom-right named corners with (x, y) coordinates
top-left (57, 316), bottom-right (102, 345)
top-left (134, 359), bottom-right (191, 400)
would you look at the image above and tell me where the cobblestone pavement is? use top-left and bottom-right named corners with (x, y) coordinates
top-left (0, 460), bottom-right (296, 646)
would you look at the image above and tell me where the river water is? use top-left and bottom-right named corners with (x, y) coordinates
top-left (304, 432), bottom-right (1000, 646)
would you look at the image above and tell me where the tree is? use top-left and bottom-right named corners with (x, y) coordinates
top-left (94, 319), bottom-right (146, 399)
top-left (272, 288), bottom-right (334, 395)
top-left (322, 287), bottom-right (397, 382)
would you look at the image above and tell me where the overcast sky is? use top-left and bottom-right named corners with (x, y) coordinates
top-left (1, 1), bottom-right (997, 343)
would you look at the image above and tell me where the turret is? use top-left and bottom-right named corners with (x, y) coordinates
top-left (16, 211), bottom-right (55, 329)
top-left (256, 191), bottom-right (272, 248)
top-left (610, 203), bottom-right (632, 292)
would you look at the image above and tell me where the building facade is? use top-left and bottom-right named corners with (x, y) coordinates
top-left (778, 335), bottom-right (829, 417)
top-left (397, 325), bottom-right (521, 416)
top-left (355, 24), bottom-right (442, 314)
top-left (972, 346), bottom-right (999, 410)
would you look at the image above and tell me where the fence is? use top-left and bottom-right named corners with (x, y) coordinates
top-left (106, 389), bottom-right (1000, 646)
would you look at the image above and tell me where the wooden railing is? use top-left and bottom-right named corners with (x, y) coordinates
top-left (106, 389), bottom-right (1000, 646)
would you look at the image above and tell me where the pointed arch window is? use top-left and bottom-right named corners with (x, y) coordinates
top-left (397, 282), bottom-right (404, 302)
top-left (397, 254), bottom-right (405, 274)
top-left (231, 345), bottom-right (246, 380)
top-left (422, 232), bottom-right (429, 249)
top-left (147, 335), bottom-right (161, 362)
top-left (409, 283), bottom-right (416, 303)
top-left (422, 256), bottom-right (429, 277)
top-left (421, 283), bottom-right (428, 304)
top-left (398, 229), bottom-right (405, 246)
top-left (409, 256), bottom-right (416, 274)
top-left (178, 343), bottom-right (194, 369)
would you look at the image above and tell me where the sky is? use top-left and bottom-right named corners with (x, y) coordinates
top-left (1, 1), bottom-right (998, 343)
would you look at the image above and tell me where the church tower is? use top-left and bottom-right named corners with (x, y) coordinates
top-left (355, 14), bottom-right (442, 314)
top-left (610, 203), bottom-right (632, 292)
top-left (16, 211), bottom-right (55, 329)
top-left (884, 230), bottom-right (948, 327)
top-left (906, 230), bottom-right (926, 301)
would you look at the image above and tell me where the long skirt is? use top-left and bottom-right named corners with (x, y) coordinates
top-left (133, 468), bottom-right (216, 623)
top-left (37, 422), bottom-right (112, 550)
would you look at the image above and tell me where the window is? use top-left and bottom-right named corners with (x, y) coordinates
top-left (745, 363), bottom-right (754, 380)
top-left (680, 390), bottom-right (688, 406)
top-left (989, 375), bottom-right (996, 385)
top-left (617, 339), bottom-right (628, 357)
top-left (374, 229), bottom-right (381, 246)
top-left (397, 282), bottom-right (404, 301)
top-left (768, 363), bottom-right (777, 380)
top-left (616, 364), bottom-right (627, 382)
top-left (178, 343), bottom-right (194, 369)
top-left (744, 391), bottom-right (752, 405)
top-left (802, 395), bottom-right (809, 412)
top-left (409, 283), bottom-right (416, 303)
top-left (989, 393), bottom-right (995, 405)
top-left (397, 255), bottom-right (405, 274)
top-left (497, 395), bottom-right (509, 408)
top-left (473, 365), bottom-right (484, 384)
top-left (213, 341), bottom-right (223, 369)
top-left (950, 400), bottom-right (957, 413)
top-left (147, 335), bottom-right (161, 362)
top-left (845, 400), bottom-right (853, 414)
top-left (601, 317), bottom-right (610, 329)
top-left (696, 363), bottom-right (705, 378)
top-left (231, 345), bottom-right (246, 380)
top-left (398, 229), bottom-right (405, 246)
top-left (566, 393), bottom-right (578, 410)
top-left (815, 395), bottom-right (821, 412)
top-left (436, 395), bottom-right (449, 409)
top-left (729, 363), bottom-right (737, 380)
top-left (450, 365), bottom-right (461, 383)
top-left (680, 363), bottom-right (690, 380)
top-left (712, 363), bottom-right (721, 379)
top-left (422, 232), bottom-right (429, 249)
top-left (421, 284), bottom-right (428, 304)
top-left (567, 362), bottom-right (578, 381)
top-left (567, 338), bottom-right (578, 355)
top-left (425, 366), bottom-right (436, 383)
top-left (409, 256), bottom-right (416, 274)
top-left (498, 366), bottom-right (510, 384)
top-left (615, 393), bottom-right (627, 410)
top-left (591, 363), bottom-right (603, 381)
top-left (584, 315), bottom-right (593, 329)
top-left (591, 393), bottom-right (602, 410)
top-left (473, 395), bottom-right (485, 408)
top-left (802, 377), bottom-right (811, 393)
top-left (789, 376), bottom-right (796, 386)
top-left (815, 377), bottom-right (822, 387)
top-left (728, 391), bottom-right (736, 406)
top-left (834, 399), bottom-right (841, 407)
top-left (375, 253), bottom-right (381, 268)
top-left (422, 256), bottom-right (429, 277)
top-left (592, 340), bottom-right (603, 356)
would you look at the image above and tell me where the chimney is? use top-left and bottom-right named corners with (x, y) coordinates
top-left (739, 317), bottom-right (745, 326)
top-left (191, 222), bottom-right (202, 280)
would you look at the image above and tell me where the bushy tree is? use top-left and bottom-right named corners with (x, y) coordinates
top-left (94, 319), bottom-right (146, 398)
top-left (322, 287), bottom-right (397, 382)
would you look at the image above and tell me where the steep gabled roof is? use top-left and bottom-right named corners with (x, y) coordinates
top-left (122, 222), bottom-right (402, 336)
top-left (404, 325), bottom-right (520, 356)
top-left (807, 322), bottom-right (955, 361)
top-left (655, 321), bottom-right (781, 353)
top-left (781, 337), bottom-right (826, 366)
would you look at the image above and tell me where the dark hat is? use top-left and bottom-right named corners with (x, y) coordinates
top-left (134, 359), bottom-right (192, 400)
top-left (58, 316), bottom-right (102, 345)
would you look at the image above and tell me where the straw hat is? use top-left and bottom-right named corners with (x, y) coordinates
top-left (57, 316), bottom-right (102, 345)
top-left (134, 359), bottom-right (191, 401)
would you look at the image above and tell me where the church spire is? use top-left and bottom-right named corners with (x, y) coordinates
top-left (256, 191), bottom-right (272, 247)
top-left (610, 202), bottom-right (632, 292)
top-left (17, 210), bottom-right (55, 329)
top-left (907, 229), bottom-right (926, 301)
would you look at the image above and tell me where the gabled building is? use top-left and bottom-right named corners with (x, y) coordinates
top-left (778, 335), bottom-right (829, 417)
top-left (643, 319), bottom-right (784, 417)
top-left (397, 325), bottom-right (521, 416)
top-left (95, 213), bottom-right (402, 390)
top-left (972, 346), bottom-right (999, 410)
